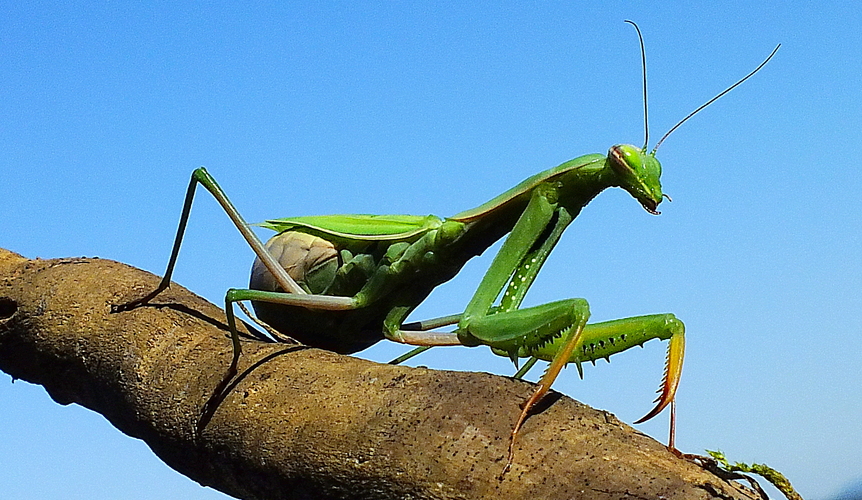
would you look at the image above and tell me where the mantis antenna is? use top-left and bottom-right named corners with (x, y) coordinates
top-left (624, 20), bottom-right (649, 152)
top-left (651, 43), bottom-right (781, 154)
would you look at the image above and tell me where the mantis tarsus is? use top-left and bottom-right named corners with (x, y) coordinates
top-left (115, 22), bottom-right (778, 474)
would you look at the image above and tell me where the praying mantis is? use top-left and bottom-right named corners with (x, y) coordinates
top-left (114, 22), bottom-right (778, 473)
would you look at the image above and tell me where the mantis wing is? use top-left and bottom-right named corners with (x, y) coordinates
top-left (259, 214), bottom-right (444, 241)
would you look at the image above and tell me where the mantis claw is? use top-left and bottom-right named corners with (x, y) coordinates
top-left (633, 323), bottom-right (685, 424)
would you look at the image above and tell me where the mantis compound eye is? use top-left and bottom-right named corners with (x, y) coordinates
top-left (608, 144), bottom-right (644, 176)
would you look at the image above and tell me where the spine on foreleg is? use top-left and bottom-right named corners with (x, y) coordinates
top-left (571, 314), bottom-right (683, 364)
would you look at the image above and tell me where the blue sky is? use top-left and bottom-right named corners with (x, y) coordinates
top-left (2, 2), bottom-right (860, 499)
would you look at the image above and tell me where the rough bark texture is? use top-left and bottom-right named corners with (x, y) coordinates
top-left (0, 248), bottom-right (758, 500)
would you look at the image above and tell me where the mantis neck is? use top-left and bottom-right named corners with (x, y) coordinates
top-left (448, 155), bottom-right (617, 260)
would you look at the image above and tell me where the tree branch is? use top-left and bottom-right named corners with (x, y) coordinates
top-left (0, 248), bottom-right (758, 500)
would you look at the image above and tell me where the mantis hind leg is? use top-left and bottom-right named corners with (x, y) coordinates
top-left (113, 167), bottom-right (316, 314)
top-left (113, 166), bottom-right (357, 431)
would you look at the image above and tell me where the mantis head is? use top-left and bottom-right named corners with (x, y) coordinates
top-left (611, 22), bottom-right (777, 216)
top-left (608, 144), bottom-right (665, 215)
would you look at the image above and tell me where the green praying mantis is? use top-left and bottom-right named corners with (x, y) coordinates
top-left (114, 22), bottom-right (778, 473)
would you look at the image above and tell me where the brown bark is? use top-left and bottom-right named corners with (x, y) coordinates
top-left (0, 248), bottom-right (758, 500)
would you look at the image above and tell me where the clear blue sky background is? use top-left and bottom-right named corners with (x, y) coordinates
top-left (2, 2), bottom-right (860, 499)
